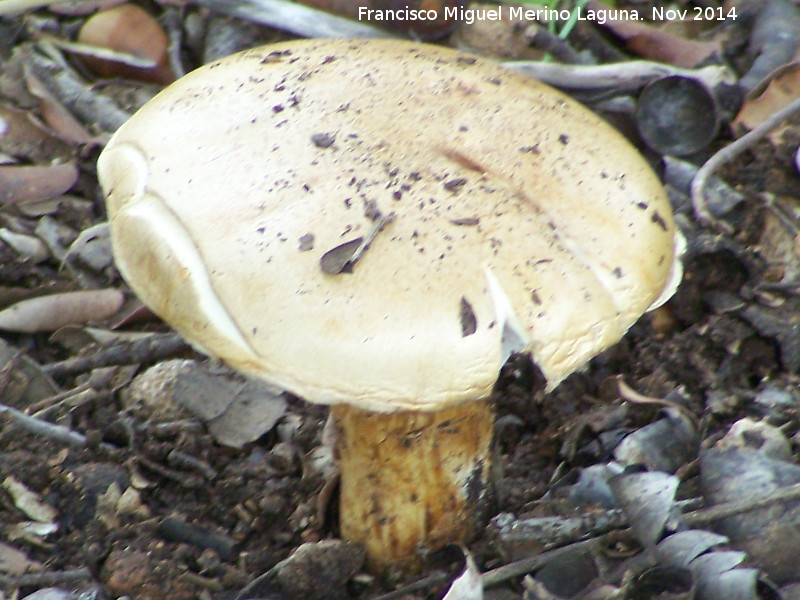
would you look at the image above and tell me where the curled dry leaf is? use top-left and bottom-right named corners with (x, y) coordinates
top-left (609, 471), bottom-right (679, 548)
top-left (613, 466), bottom-right (772, 598)
top-left (0, 289), bottom-right (124, 333)
top-left (77, 4), bottom-right (174, 84)
top-left (613, 407), bottom-right (698, 473)
top-left (0, 163), bottom-right (78, 205)
top-left (63, 222), bottom-right (114, 287)
top-left (701, 446), bottom-right (800, 583)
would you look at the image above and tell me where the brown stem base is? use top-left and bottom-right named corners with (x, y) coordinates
top-left (332, 399), bottom-right (494, 573)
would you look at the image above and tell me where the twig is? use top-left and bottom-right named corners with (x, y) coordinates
top-left (32, 388), bottom-right (106, 419)
top-left (167, 448), bottom-right (218, 480)
top-left (26, 383), bottom-right (90, 414)
top-left (134, 455), bottom-right (204, 488)
top-left (572, 547), bottom-right (658, 600)
top-left (26, 50), bottom-right (131, 133)
top-left (691, 96), bottom-right (800, 229)
top-left (0, 567), bottom-right (92, 588)
top-left (683, 480), bottom-right (800, 526)
top-left (0, 402), bottom-right (90, 447)
top-left (481, 538), bottom-right (597, 588)
top-left (371, 539), bottom-right (598, 600)
top-left (503, 60), bottom-right (731, 92)
top-left (42, 332), bottom-right (189, 379)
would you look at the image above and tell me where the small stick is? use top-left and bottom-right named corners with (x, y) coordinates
top-left (691, 96), bottom-right (800, 229)
top-left (0, 402), bottom-right (89, 448)
top-left (504, 60), bottom-right (731, 91)
top-left (43, 332), bottom-right (189, 379)
top-left (0, 567), bottom-right (92, 588)
top-left (348, 212), bottom-right (396, 267)
top-left (480, 538), bottom-right (598, 588)
top-left (371, 539), bottom-right (598, 600)
top-left (683, 480), bottom-right (800, 526)
top-left (376, 478), bottom-right (800, 600)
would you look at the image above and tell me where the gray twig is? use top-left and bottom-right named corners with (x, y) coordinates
top-left (43, 332), bottom-right (189, 379)
top-left (0, 568), bottom-right (92, 588)
top-left (0, 402), bottom-right (89, 447)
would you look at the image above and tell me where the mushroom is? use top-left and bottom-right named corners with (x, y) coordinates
top-left (97, 39), bottom-right (683, 572)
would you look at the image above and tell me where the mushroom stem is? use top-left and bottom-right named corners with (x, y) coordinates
top-left (332, 399), bottom-right (494, 573)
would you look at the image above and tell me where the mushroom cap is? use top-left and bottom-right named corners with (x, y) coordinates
top-left (98, 39), bottom-right (682, 412)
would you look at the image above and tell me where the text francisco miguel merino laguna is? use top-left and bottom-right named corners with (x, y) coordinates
top-left (358, 4), bottom-right (734, 25)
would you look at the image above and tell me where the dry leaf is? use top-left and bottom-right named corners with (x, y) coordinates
top-left (0, 228), bottom-right (50, 263)
top-left (77, 4), bottom-right (175, 84)
top-left (0, 289), bottom-right (124, 332)
top-left (4, 521), bottom-right (60, 542)
top-left (0, 337), bottom-right (60, 404)
top-left (64, 222), bottom-right (113, 272)
top-left (0, 163), bottom-right (78, 204)
top-left (0, 541), bottom-right (40, 575)
top-left (733, 62), bottom-right (800, 133)
top-left (0, 102), bottom-right (74, 162)
top-left (24, 66), bottom-right (97, 146)
top-left (2, 476), bottom-right (58, 523)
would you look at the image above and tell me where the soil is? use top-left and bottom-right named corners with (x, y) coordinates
top-left (2, 2), bottom-right (800, 600)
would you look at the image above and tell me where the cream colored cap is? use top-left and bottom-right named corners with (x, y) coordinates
top-left (98, 39), bottom-right (682, 412)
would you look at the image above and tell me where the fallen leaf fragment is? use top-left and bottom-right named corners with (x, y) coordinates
top-left (0, 540), bottom-right (40, 575)
top-left (0, 163), bottom-right (78, 204)
top-left (733, 62), bottom-right (800, 134)
top-left (0, 337), bottom-right (60, 404)
top-left (0, 102), bottom-right (74, 162)
top-left (2, 476), bottom-right (58, 523)
top-left (0, 289), bottom-right (124, 332)
top-left (4, 521), bottom-right (60, 542)
top-left (125, 359), bottom-right (287, 448)
top-left (64, 222), bottom-right (113, 271)
top-left (0, 228), bottom-right (50, 263)
top-left (77, 4), bottom-right (174, 84)
top-left (24, 66), bottom-right (97, 146)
